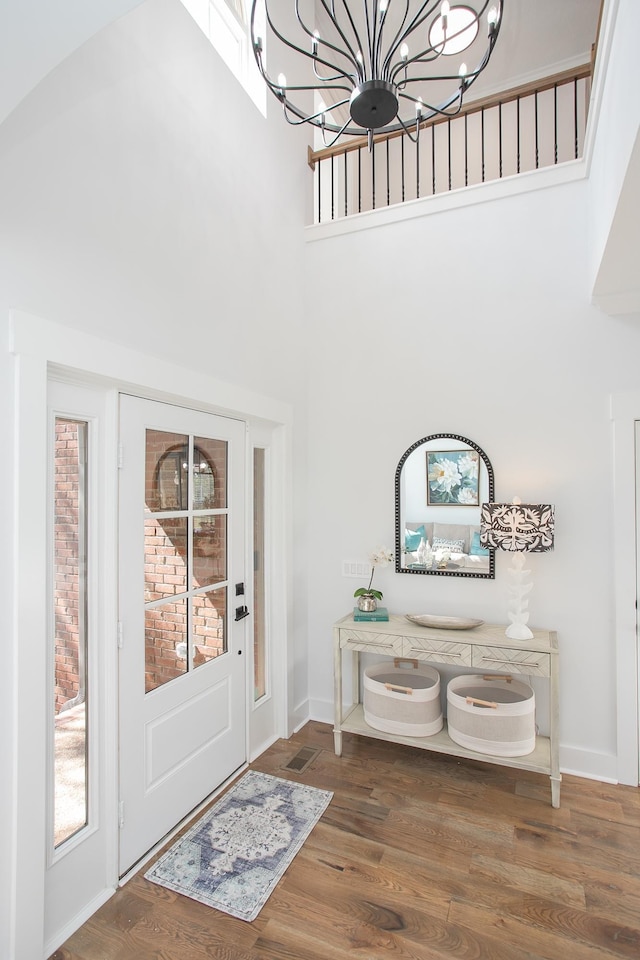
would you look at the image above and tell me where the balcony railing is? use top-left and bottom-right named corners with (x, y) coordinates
top-left (308, 64), bottom-right (592, 225)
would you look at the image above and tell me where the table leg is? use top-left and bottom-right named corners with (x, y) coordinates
top-left (550, 775), bottom-right (561, 808)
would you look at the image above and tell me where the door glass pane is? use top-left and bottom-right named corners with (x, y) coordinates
top-left (145, 598), bottom-right (188, 692)
top-left (144, 517), bottom-right (188, 601)
top-left (144, 428), bottom-right (230, 692)
top-left (253, 448), bottom-right (266, 701)
top-left (194, 436), bottom-right (227, 509)
top-left (193, 587), bottom-right (227, 668)
top-left (193, 515), bottom-right (226, 588)
top-left (146, 430), bottom-right (189, 512)
top-left (53, 418), bottom-right (88, 847)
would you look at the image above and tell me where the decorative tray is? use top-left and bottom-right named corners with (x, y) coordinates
top-left (405, 614), bottom-right (484, 630)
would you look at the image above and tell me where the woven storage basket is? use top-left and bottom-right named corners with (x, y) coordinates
top-left (363, 659), bottom-right (443, 737)
top-left (447, 674), bottom-right (536, 757)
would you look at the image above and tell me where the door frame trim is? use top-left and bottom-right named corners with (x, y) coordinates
top-left (610, 389), bottom-right (640, 786)
top-left (8, 309), bottom-right (294, 959)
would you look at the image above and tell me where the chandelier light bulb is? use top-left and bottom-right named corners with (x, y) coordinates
top-left (488, 5), bottom-right (498, 32)
top-left (400, 42), bottom-right (409, 61)
top-left (441, 0), bottom-right (450, 32)
top-left (312, 30), bottom-right (319, 54)
top-left (459, 62), bottom-right (467, 77)
top-left (379, 0), bottom-right (388, 14)
top-left (277, 73), bottom-right (287, 91)
top-left (415, 97), bottom-right (423, 117)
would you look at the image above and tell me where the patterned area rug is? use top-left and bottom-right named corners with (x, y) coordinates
top-left (145, 770), bottom-right (333, 921)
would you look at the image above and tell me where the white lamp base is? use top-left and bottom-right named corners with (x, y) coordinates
top-left (505, 621), bottom-right (534, 641)
top-left (505, 552), bottom-right (534, 641)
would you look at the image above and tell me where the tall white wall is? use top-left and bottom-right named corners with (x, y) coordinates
top-left (305, 174), bottom-right (640, 780)
top-left (0, 2), bottom-right (311, 955)
top-left (588, 0), bottom-right (640, 313)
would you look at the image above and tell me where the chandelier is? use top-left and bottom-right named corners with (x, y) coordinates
top-left (250, 0), bottom-right (504, 148)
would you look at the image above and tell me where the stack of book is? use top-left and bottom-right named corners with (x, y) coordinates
top-left (353, 606), bottom-right (389, 621)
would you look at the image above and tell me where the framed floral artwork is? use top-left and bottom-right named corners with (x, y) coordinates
top-left (426, 450), bottom-right (480, 505)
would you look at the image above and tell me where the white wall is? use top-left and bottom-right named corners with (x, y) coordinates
top-left (0, 0), bottom-right (145, 125)
top-left (304, 174), bottom-right (640, 781)
top-left (588, 0), bottom-right (640, 313)
top-left (0, 1), bottom-right (311, 955)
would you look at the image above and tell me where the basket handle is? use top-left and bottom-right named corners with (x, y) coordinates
top-left (385, 682), bottom-right (414, 695)
top-left (483, 674), bottom-right (513, 682)
top-left (466, 696), bottom-right (498, 709)
top-left (393, 658), bottom-right (419, 669)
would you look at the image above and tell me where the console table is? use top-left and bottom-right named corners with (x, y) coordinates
top-left (333, 613), bottom-right (561, 807)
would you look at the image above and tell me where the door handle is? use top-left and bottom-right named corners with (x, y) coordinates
top-left (235, 605), bottom-right (250, 622)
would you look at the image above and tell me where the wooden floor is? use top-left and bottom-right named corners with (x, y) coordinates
top-left (51, 721), bottom-right (640, 960)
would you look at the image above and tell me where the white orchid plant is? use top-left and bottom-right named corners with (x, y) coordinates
top-left (354, 546), bottom-right (394, 601)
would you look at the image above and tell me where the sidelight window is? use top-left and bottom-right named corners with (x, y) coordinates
top-left (52, 418), bottom-right (89, 847)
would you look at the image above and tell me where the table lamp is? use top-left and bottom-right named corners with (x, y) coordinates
top-left (480, 498), bottom-right (555, 640)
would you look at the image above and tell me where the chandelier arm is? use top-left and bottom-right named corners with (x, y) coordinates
top-left (399, 0), bottom-right (444, 47)
top-left (383, 0), bottom-right (443, 76)
top-left (361, 0), bottom-right (376, 77)
top-left (278, 80), bottom-right (353, 99)
top-left (380, 0), bottom-right (412, 78)
top-left (394, 111), bottom-right (421, 144)
top-left (391, 22), bottom-right (499, 90)
top-left (260, 3), bottom-right (358, 85)
top-left (389, 47), bottom-right (447, 86)
top-left (320, 116), bottom-right (353, 147)
top-left (316, 0), bottom-right (364, 71)
top-left (397, 83), bottom-right (466, 119)
top-left (374, 7), bottom-right (388, 80)
top-left (293, 0), bottom-right (359, 75)
top-left (334, 0), bottom-right (368, 79)
top-left (282, 96), bottom-right (351, 125)
top-left (313, 61), bottom-right (355, 83)
top-left (280, 97), bottom-right (355, 135)
top-left (386, 0), bottom-right (493, 78)
top-left (256, 48), bottom-right (353, 99)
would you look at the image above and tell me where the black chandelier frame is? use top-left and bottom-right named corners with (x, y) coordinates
top-left (250, 0), bottom-right (504, 147)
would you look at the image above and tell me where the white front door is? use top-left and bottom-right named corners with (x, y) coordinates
top-left (118, 395), bottom-right (247, 874)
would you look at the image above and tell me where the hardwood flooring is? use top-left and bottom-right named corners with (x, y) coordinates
top-left (50, 721), bottom-right (640, 960)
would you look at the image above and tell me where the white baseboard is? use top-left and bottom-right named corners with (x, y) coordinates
top-left (559, 745), bottom-right (619, 784)
top-left (43, 886), bottom-right (115, 960)
top-left (249, 733), bottom-right (279, 763)
top-left (308, 698), bottom-right (333, 725)
top-left (291, 699), bottom-right (310, 734)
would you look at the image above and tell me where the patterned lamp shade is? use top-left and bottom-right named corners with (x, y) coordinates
top-left (480, 502), bottom-right (555, 553)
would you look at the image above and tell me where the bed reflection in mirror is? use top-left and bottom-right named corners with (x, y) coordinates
top-left (395, 434), bottom-right (495, 578)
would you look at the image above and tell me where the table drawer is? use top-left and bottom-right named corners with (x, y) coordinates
top-left (471, 645), bottom-right (551, 677)
top-left (340, 630), bottom-right (404, 657)
top-left (402, 636), bottom-right (472, 666)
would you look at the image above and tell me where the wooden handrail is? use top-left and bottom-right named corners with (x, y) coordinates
top-left (308, 63), bottom-right (592, 170)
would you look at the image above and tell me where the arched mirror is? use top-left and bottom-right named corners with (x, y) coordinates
top-left (395, 434), bottom-right (495, 578)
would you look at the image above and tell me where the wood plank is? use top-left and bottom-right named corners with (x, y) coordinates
top-left (449, 897), bottom-right (640, 960)
top-left (50, 722), bottom-right (640, 960)
top-left (469, 853), bottom-right (587, 907)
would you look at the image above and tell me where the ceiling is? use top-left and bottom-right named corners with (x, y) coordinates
top-left (0, 1), bottom-right (603, 128)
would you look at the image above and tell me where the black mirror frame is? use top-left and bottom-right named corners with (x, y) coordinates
top-left (394, 433), bottom-right (495, 579)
